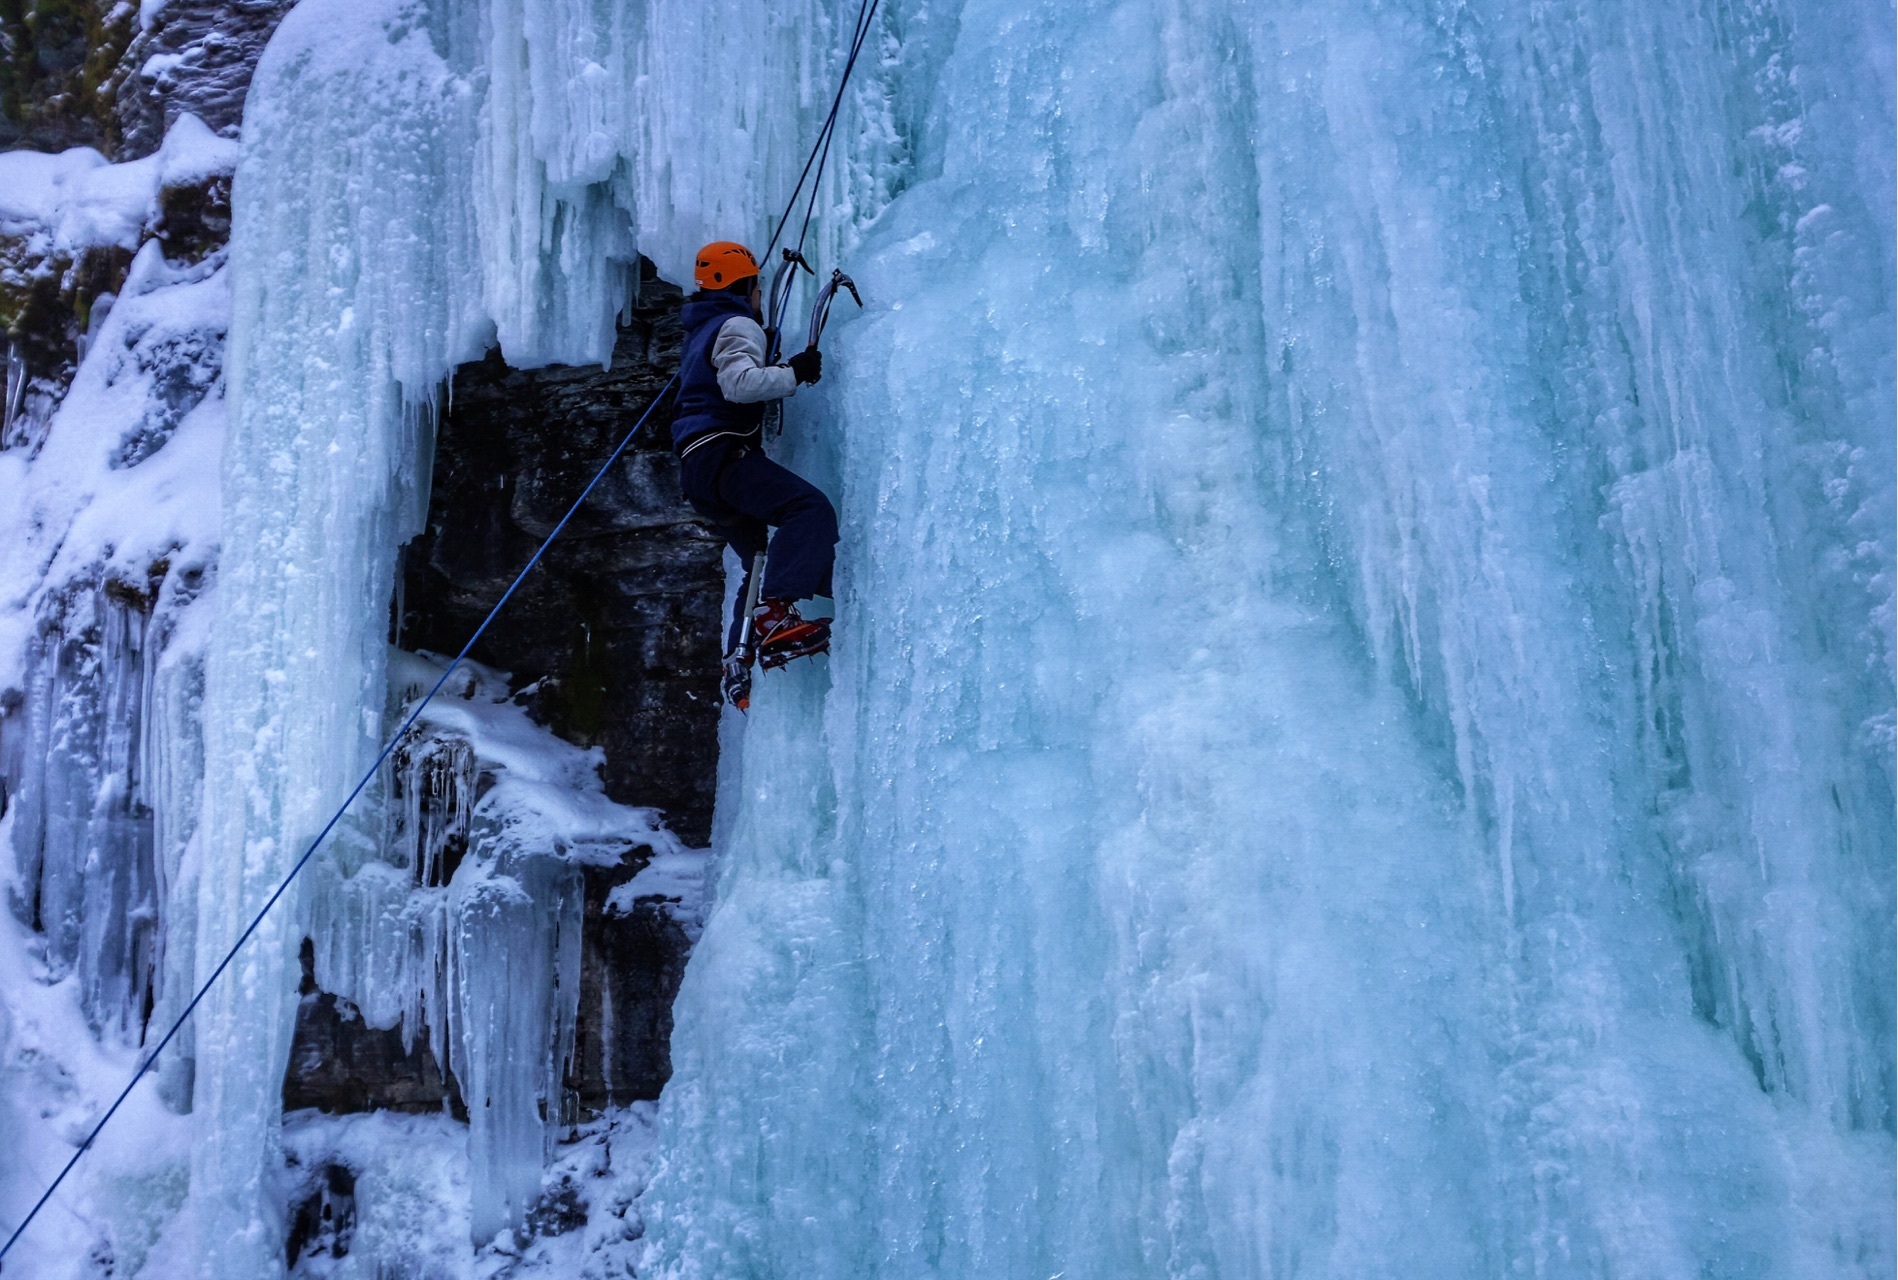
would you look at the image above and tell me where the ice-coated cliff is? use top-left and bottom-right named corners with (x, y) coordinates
top-left (637, 0), bottom-right (1894, 1275)
top-left (1, 1), bottom-right (710, 1275)
top-left (0, 0), bottom-right (1892, 1275)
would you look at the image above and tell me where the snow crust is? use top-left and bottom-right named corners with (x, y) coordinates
top-left (0, 148), bottom-right (150, 257)
top-left (0, 121), bottom-right (228, 1279)
top-left (0, 115), bottom-right (236, 264)
top-left (269, 1103), bottom-right (661, 1279)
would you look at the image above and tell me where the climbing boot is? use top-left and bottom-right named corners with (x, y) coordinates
top-left (753, 598), bottom-right (831, 669)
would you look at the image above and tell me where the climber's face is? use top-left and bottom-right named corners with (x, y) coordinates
top-left (748, 278), bottom-right (763, 318)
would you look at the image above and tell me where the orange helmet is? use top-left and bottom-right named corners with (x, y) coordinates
top-left (694, 241), bottom-right (759, 291)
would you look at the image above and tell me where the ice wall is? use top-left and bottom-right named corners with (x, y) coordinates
top-left (187, 0), bottom-right (710, 1268)
top-left (191, 4), bottom-right (461, 1266)
top-left (636, 0), bottom-right (1895, 1276)
top-left (50, 0), bottom-right (1881, 1272)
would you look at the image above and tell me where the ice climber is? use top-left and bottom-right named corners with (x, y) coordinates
top-left (673, 240), bottom-right (838, 705)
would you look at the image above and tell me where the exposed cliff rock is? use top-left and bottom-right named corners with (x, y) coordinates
top-left (398, 259), bottom-right (723, 847)
top-left (0, 222), bottom-right (131, 451)
top-left (0, 0), bottom-right (135, 154)
top-left (115, 0), bottom-right (294, 159)
top-left (284, 938), bottom-right (464, 1117)
top-left (569, 863), bottom-right (693, 1111)
top-left (379, 254), bottom-right (714, 1119)
top-left (0, 0), bottom-right (292, 159)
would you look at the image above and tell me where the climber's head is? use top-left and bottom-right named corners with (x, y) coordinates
top-left (694, 241), bottom-right (759, 294)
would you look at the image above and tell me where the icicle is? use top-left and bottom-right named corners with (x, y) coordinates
top-left (4, 585), bottom-right (161, 1044)
top-left (2, 339), bottom-right (25, 449)
top-left (449, 846), bottom-right (585, 1245)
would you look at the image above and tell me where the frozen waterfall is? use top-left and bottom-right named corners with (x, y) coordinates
top-left (636, 0), bottom-right (1895, 1276)
top-left (0, 0), bottom-right (1883, 1273)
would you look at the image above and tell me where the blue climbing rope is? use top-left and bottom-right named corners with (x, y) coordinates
top-left (0, 374), bottom-right (678, 1273)
top-left (762, 0), bottom-right (883, 265)
top-left (764, 0), bottom-right (882, 360)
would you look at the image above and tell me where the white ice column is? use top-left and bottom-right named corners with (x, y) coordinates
top-left (469, 0), bottom-right (640, 367)
top-left (191, 0), bottom-right (481, 1272)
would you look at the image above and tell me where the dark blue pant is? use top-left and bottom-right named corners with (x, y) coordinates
top-left (679, 438), bottom-right (838, 651)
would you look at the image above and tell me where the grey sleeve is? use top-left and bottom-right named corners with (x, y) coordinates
top-left (712, 317), bottom-right (798, 404)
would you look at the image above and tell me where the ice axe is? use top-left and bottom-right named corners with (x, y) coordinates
top-left (764, 247), bottom-right (815, 363)
top-left (723, 551), bottom-right (768, 712)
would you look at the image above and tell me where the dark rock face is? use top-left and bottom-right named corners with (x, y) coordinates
top-left (285, 1161), bottom-right (357, 1270)
top-left (567, 862), bottom-right (694, 1111)
top-left (154, 166), bottom-right (232, 263)
top-left (394, 258), bottom-right (718, 1117)
top-left (283, 940), bottom-right (465, 1116)
top-left (283, 991), bottom-right (464, 1115)
top-left (114, 0), bottom-right (295, 158)
top-left (0, 0), bottom-right (291, 159)
top-left (0, 235), bottom-right (132, 452)
top-left (284, 257), bottom-right (720, 1121)
top-left (0, 0), bottom-right (134, 153)
top-left (399, 259), bottom-right (726, 847)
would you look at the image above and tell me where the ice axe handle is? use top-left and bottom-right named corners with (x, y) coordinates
top-left (809, 269), bottom-right (863, 349)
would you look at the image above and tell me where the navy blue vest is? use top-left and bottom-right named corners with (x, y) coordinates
top-left (671, 291), bottom-right (768, 452)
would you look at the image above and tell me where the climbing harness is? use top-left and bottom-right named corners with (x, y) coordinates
top-left (0, 376), bottom-right (678, 1273)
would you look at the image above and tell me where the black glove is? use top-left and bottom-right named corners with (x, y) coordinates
top-left (787, 346), bottom-right (823, 385)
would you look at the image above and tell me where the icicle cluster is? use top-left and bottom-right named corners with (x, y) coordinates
top-left (301, 655), bottom-right (678, 1247)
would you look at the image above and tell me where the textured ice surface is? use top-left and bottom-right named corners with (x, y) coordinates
top-left (0, 187), bottom-right (227, 1052)
top-left (188, 0), bottom-right (454, 1264)
top-left (8, 0), bottom-right (1882, 1273)
top-left (635, 0), bottom-right (1895, 1276)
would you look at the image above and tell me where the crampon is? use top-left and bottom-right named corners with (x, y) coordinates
top-left (754, 601), bottom-right (832, 670)
top-left (757, 625), bottom-right (830, 669)
top-left (722, 601), bottom-right (831, 712)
